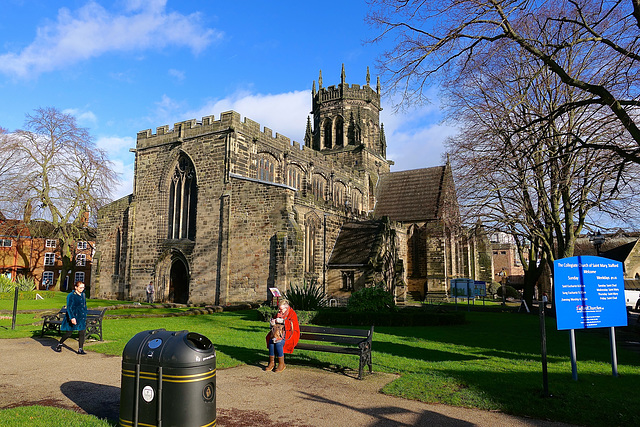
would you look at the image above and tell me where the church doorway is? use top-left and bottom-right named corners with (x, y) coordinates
top-left (169, 259), bottom-right (189, 304)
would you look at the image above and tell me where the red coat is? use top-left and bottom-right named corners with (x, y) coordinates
top-left (266, 308), bottom-right (300, 354)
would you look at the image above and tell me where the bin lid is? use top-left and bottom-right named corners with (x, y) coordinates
top-left (122, 329), bottom-right (215, 368)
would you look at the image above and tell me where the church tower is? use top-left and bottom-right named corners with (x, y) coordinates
top-left (310, 65), bottom-right (388, 168)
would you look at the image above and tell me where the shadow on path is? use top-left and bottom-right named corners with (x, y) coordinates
top-left (299, 391), bottom-right (474, 426)
top-left (61, 381), bottom-right (120, 420)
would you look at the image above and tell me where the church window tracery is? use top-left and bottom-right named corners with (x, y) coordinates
top-left (287, 165), bottom-right (303, 190)
top-left (323, 120), bottom-right (332, 149)
top-left (168, 155), bottom-right (197, 240)
top-left (312, 174), bottom-right (326, 200)
top-left (305, 214), bottom-right (321, 273)
top-left (257, 154), bottom-right (277, 183)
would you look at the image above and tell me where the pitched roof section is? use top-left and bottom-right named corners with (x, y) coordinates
top-left (374, 166), bottom-right (445, 222)
top-left (328, 220), bottom-right (385, 267)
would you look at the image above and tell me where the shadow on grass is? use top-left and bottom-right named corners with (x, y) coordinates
top-left (374, 340), bottom-right (483, 362)
top-left (382, 367), bottom-right (640, 426)
top-left (214, 343), bottom-right (368, 379)
top-left (60, 381), bottom-right (119, 422)
top-left (214, 343), bottom-right (265, 367)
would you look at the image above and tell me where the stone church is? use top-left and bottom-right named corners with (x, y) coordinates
top-left (92, 66), bottom-right (492, 305)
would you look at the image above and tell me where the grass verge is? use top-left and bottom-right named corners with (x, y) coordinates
top-left (1, 298), bottom-right (639, 426)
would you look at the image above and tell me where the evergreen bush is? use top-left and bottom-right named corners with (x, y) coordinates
top-left (284, 280), bottom-right (326, 311)
top-left (496, 284), bottom-right (521, 299)
top-left (0, 275), bottom-right (36, 292)
top-left (347, 284), bottom-right (396, 313)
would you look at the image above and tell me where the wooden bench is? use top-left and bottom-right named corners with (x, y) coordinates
top-left (41, 307), bottom-right (106, 341)
top-left (296, 325), bottom-right (373, 379)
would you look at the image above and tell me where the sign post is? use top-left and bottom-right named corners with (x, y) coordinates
top-left (554, 256), bottom-right (626, 380)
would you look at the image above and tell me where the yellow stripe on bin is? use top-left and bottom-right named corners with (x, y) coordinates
top-left (122, 369), bottom-right (216, 383)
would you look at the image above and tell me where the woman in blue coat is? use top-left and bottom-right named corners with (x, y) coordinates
top-left (54, 281), bottom-right (88, 355)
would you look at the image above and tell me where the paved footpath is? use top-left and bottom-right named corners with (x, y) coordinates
top-left (0, 337), bottom-right (575, 426)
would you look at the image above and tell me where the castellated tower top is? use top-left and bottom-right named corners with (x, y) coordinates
top-left (309, 65), bottom-right (386, 160)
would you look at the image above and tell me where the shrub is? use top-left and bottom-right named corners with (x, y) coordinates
top-left (347, 284), bottom-right (396, 313)
top-left (496, 284), bottom-right (521, 299)
top-left (0, 275), bottom-right (37, 292)
top-left (284, 280), bottom-right (326, 311)
top-left (257, 305), bottom-right (276, 321)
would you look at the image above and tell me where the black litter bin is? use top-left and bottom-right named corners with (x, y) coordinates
top-left (119, 329), bottom-right (216, 427)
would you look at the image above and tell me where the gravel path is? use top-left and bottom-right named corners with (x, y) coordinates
top-left (0, 336), bottom-right (575, 426)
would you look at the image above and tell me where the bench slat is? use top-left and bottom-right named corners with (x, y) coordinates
top-left (300, 325), bottom-right (370, 337)
top-left (294, 325), bottom-right (373, 380)
top-left (296, 343), bottom-right (360, 355)
top-left (299, 333), bottom-right (366, 345)
top-left (41, 307), bottom-right (105, 341)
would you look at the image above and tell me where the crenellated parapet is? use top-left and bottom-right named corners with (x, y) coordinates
top-left (135, 110), bottom-right (301, 152)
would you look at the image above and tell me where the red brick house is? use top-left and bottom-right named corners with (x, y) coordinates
top-left (0, 212), bottom-right (95, 292)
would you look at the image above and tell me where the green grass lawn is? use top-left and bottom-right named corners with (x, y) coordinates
top-left (1, 295), bottom-right (639, 426)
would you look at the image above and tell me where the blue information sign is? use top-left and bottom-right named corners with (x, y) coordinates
top-left (473, 281), bottom-right (487, 297)
top-left (450, 279), bottom-right (473, 297)
top-left (554, 256), bottom-right (627, 330)
top-left (450, 279), bottom-right (486, 297)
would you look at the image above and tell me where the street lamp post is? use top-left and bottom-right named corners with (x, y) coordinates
top-left (589, 231), bottom-right (606, 256)
top-left (498, 269), bottom-right (507, 307)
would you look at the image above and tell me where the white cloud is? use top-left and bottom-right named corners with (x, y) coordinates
top-left (145, 89), bottom-right (451, 172)
top-left (0, 1), bottom-right (222, 78)
top-left (150, 90), bottom-right (311, 144)
top-left (168, 68), bottom-right (185, 82)
top-left (63, 108), bottom-right (97, 126)
top-left (95, 134), bottom-right (135, 152)
top-left (109, 157), bottom-right (135, 200)
top-left (95, 135), bottom-right (136, 200)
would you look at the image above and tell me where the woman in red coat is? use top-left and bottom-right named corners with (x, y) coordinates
top-left (265, 299), bottom-right (300, 372)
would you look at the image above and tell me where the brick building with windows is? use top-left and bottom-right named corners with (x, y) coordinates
top-left (93, 67), bottom-right (492, 305)
top-left (0, 212), bottom-right (95, 291)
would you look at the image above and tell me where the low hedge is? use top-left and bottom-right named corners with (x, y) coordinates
top-left (257, 306), bottom-right (465, 327)
top-left (0, 290), bottom-right (56, 300)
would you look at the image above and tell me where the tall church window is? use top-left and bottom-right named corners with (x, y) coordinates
top-left (312, 175), bottom-right (326, 200)
top-left (257, 155), bottom-right (277, 182)
top-left (168, 155), bottom-right (197, 240)
top-left (323, 120), bottom-right (332, 149)
top-left (305, 215), bottom-right (321, 273)
top-left (335, 116), bottom-right (344, 146)
top-left (287, 165), bottom-right (303, 190)
top-left (352, 189), bottom-right (363, 213)
top-left (334, 182), bottom-right (346, 207)
top-left (114, 229), bottom-right (121, 275)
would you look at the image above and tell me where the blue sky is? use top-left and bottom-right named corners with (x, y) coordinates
top-left (0, 0), bottom-right (454, 200)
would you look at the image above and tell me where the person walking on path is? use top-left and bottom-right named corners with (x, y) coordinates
top-left (54, 281), bottom-right (88, 355)
top-left (264, 299), bottom-right (300, 373)
top-left (146, 281), bottom-right (155, 303)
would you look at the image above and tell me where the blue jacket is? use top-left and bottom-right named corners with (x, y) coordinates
top-left (61, 291), bottom-right (87, 331)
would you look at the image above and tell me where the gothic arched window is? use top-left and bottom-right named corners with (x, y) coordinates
top-left (305, 214), bottom-right (321, 273)
top-left (323, 120), bottom-right (332, 149)
top-left (312, 174), bottom-right (326, 201)
top-left (168, 155), bottom-right (197, 240)
top-left (257, 154), bottom-right (277, 182)
top-left (287, 165), bottom-right (303, 190)
top-left (335, 116), bottom-right (344, 146)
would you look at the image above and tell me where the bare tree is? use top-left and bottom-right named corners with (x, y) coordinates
top-left (443, 34), bottom-right (639, 307)
top-left (368, 0), bottom-right (640, 164)
top-left (1, 108), bottom-right (118, 290)
top-left (0, 128), bottom-right (19, 190)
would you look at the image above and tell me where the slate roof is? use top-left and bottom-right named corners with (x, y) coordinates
top-left (601, 241), bottom-right (637, 263)
top-left (327, 220), bottom-right (386, 267)
top-left (374, 166), bottom-right (445, 222)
